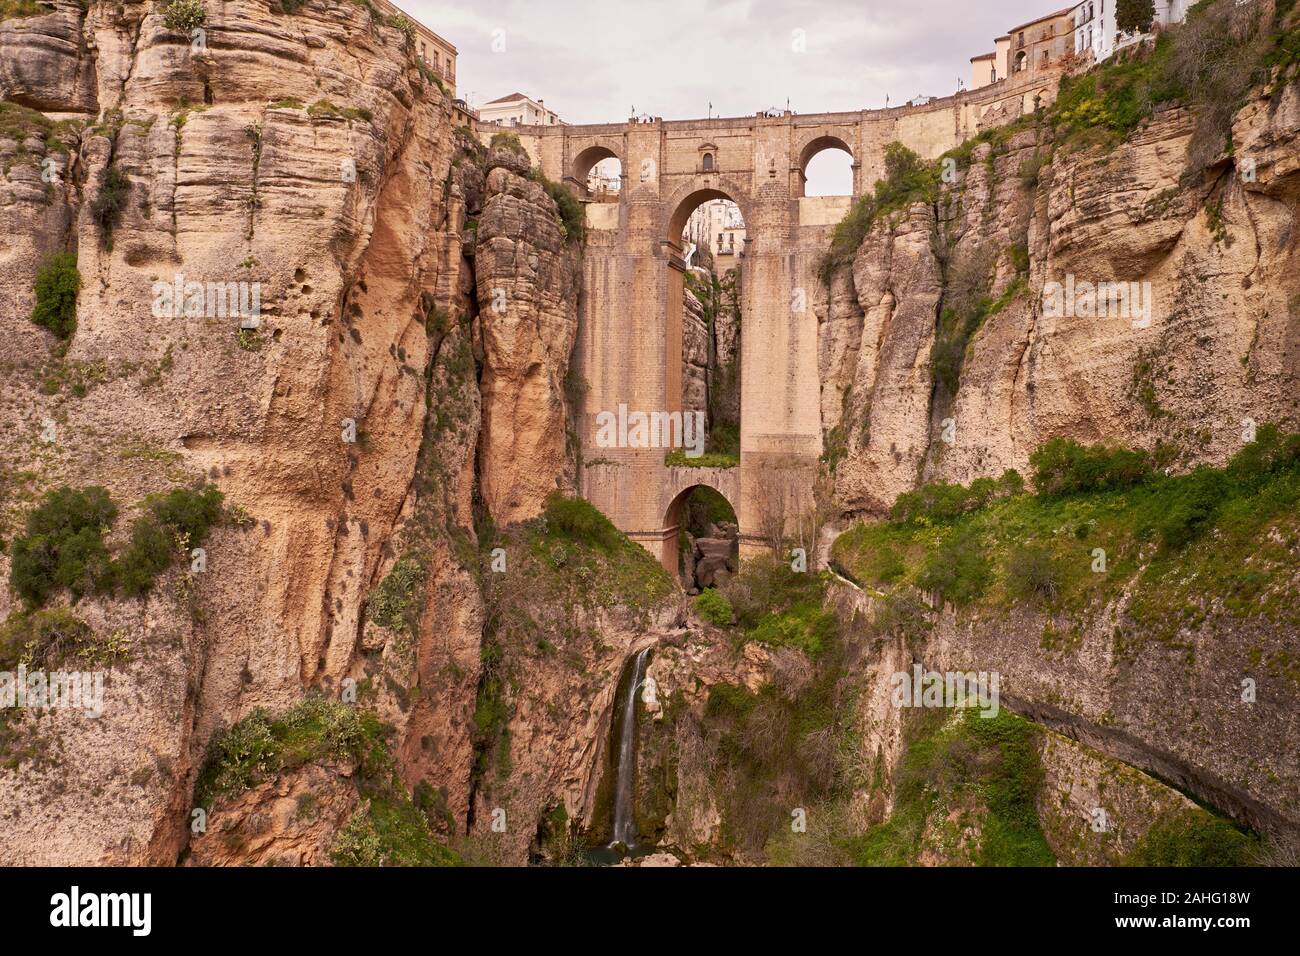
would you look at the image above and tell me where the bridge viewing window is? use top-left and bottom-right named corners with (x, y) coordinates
top-left (798, 136), bottom-right (854, 197)
top-left (572, 146), bottom-right (622, 200)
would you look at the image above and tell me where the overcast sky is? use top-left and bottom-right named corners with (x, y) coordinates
top-left (403, 0), bottom-right (1062, 122)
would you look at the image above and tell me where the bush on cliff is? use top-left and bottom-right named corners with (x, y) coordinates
top-left (1124, 808), bottom-right (1256, 866)
top-left (30, 252), bottom-right (80, 339)
top-left (9, 484), bottom-right (224, 606)
top-left (365, 554), bottom-right (425, 634)
top-left (489, 131), bottom-right (527, 157)
top-left (109, 484), bottom-right (224, 598)
top-left (1029, 438), bottom-right (1153, 497)
top-left (90, 164), bottom-right (130, 248)
top-left (693, 588), bottom-right (733, 626)
top-left (0, 607), bottom-right (91, 671)
top-left (890, 470), bottom-right (1023, 524)
top-left (535, 173), bottom-right (585, 244)
top-left (160, 0), bottom-right (206, 35)
top-left (9, 487), bottom-right (116, 608)
top-left (833, 426), bottom-right (1300, 650)
top-left (847, 708), bottom-right (1055, 867)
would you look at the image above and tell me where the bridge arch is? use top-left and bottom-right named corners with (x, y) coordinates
top-left (570, 143), bottom-right (622, 198)
top-left (662, 180), bottom-right (755, 242)
top-left (660, 183), bottom-right (751, 431)
top-left (796, 134), bottom-right (855, 197)
top-left (661, 475), bottom-right (741, 576)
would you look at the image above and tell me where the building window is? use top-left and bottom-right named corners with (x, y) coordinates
top-left (702, 152), bottom-right (714, 171)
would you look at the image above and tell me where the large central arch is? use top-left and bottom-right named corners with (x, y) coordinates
top-left (662, 185), bottom-right (751, 421)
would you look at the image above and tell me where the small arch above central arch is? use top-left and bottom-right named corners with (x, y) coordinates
top-left (571, 145), bottom-right (622, 199)
top-left (797, 135), bottom-right (855, 197)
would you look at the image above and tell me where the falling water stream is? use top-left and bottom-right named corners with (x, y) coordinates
top-left (610, 647), bottom-right (652, 848)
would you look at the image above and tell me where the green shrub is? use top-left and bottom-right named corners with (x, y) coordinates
top-left (365, 555), bottom-right (425, 633)
top-left (1116, 0), bottom-right (1156, 35)
top-left (541, 494), bottom-right (623, 552)
top-left (1005, 545), bottom-right (1061, 603)
top-left (917, 528), bottom-right (990, 605)
top-left (847, 708), bottom-right (1054, 867)
top-left (1125, 808), bottom-right (1255, 866)
top-left (112, 514), bottom-right (176, 598)
top-left (194, 695), bottom-right (387, 806)
top-left (537, 174), bottom-right (585, 244)
top-left (693, 588), bottom-right (733, 626)
top-left (890, 470), bottom-right (1023, 523)
top-left (386, 13), bottom-right (415, 42)
top-left (489, 131), bottom-right (527, 156)
top-left (749, 600), bottom-right (837, 657)
top-left (330, 807), bottom-right (385, 865)
top-left (1226, 423), bottom-right (1300, 480)
top-left (110, 484), bottom-right (223, 598)
top-left (1029, 438), bottom-right (1153, 497)
top-left (0, 607), bottom-right (92, 670)
top-left (90, 164), bottom-right (131, 248)
top-left (149, 484), bottom-right (224, 543)
top-left (0, 0), bottom-right (45, 19)
top-left (160, 0), bottom-right (206, 35)
top-left (9, 487), bottom-right (116, 608)
top-left (30, 252), bottom-right (80, 339)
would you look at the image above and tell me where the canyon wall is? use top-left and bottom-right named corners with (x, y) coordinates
top-left (0, 1), bottom-right (580, 864)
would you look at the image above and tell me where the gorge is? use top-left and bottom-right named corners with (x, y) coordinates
top-left (0, 0), bottom-right (1298, 868)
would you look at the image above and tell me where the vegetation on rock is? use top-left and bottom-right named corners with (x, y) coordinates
top-left (9, 484), bottom-right (224, 607)
top-left (30, 253), bottom-right (80, 340)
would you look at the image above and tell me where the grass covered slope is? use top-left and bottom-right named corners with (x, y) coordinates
top-left (846, 707), bottom-right (1056, 867)
top-left (829, 428), bottom-right (1298, 861)
top-left (833, 426), bottom-right (1300, 654)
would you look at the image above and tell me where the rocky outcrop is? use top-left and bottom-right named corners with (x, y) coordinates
top-left (474, 163), bottom-right (579, 526)
top-left (682, 272), bottom-right (709, 418)
top-left (0, 1), bottom-right (579, 866)
top-left (823, 84), bottom-right (1300, 517)
top-left (185, 762), bottom-right (360, 867)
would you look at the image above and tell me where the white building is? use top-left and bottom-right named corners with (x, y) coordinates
top-left (478, 92), bottom-right (562, 127)
top-left (684, 200), bottom-right (746, 261)
top-left (1072, 0), bottom-right (1191, 63)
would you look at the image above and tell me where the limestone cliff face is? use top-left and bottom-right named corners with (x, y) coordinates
top-left (823, 86), bottom-right (1300, 517)
top-left (474, 158), bottom-right (580, 527)
top-left (805, 78), bottom-right (1300, 850)
top-left (0, 2), bottom-right (579, 865)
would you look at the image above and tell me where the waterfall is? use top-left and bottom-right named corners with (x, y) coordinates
top-left (610, 647), bottom-right (652, 848)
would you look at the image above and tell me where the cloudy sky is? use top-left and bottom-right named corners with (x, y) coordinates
top-left (404, 0), bottom-right (1062, 122)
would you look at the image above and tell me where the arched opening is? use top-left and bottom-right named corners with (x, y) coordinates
top-left (571, 145), bottom-right (621, 200)
top-left (1014, 49), bottom-right (1028, 73)
top-left (798, 136), bottom-right (854, 197)
top-left (666, 190), bottom-right (745, 470)
top-left (702, 152), bottom-right (714, 171)
top-left (664, 485), bottom-right (738, 590)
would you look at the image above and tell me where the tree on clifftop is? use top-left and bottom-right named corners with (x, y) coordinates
top-left (1117, 0), bottom-right (1156, 35)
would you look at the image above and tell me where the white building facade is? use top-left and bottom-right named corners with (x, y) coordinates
top-left (1072, 0), bottom-right (1192, 63)
top-left (479, 92), bottom-right (562, 127)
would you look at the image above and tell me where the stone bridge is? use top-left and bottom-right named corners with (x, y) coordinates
top-left (510, 73), bottom-right (1057, 571)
